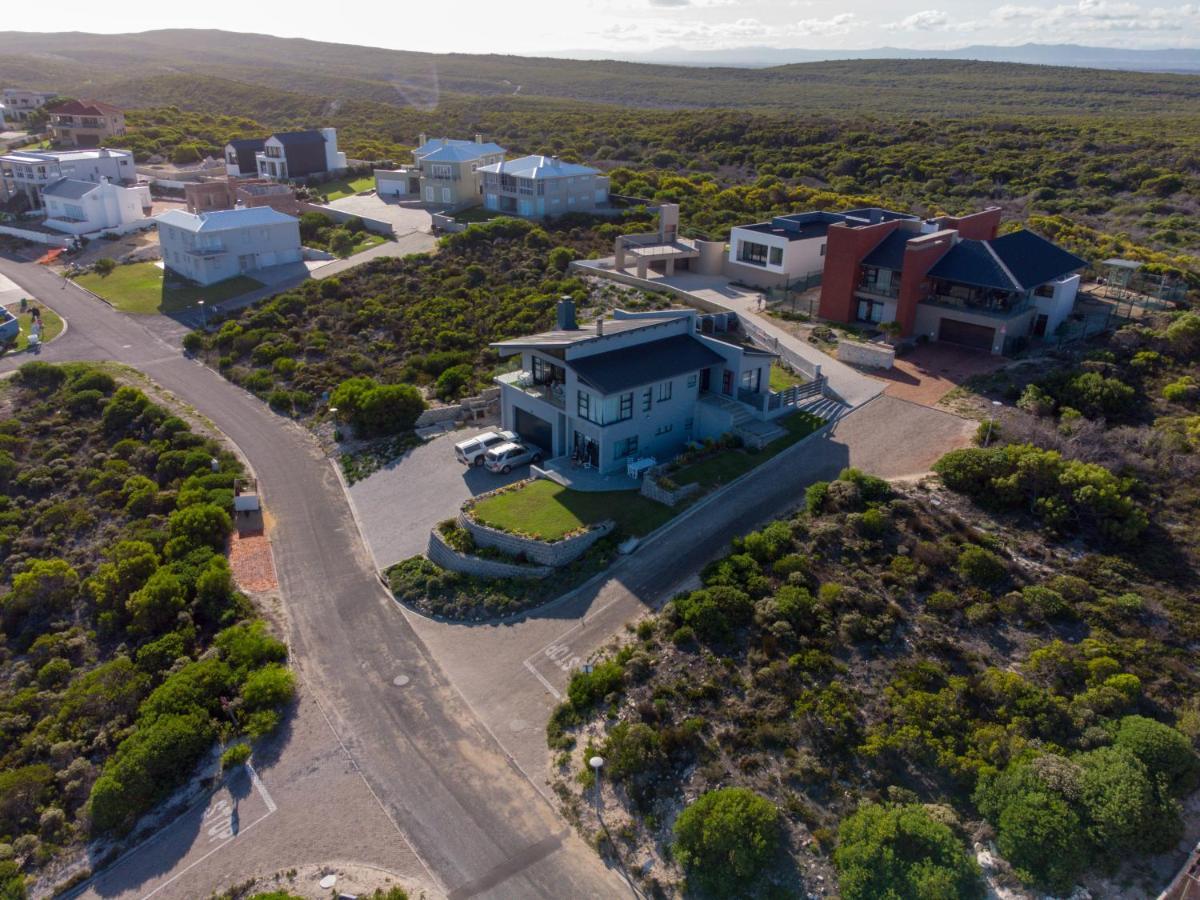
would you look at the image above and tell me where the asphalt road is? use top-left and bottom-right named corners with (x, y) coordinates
top-left (0, 256), bottom-right (624, 899)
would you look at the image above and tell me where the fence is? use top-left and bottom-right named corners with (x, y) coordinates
top-left (738, 316), bottom-right (823, 382)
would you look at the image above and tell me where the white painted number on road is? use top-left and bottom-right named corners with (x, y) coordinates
top-left (203, 799), bottom-right (233, 842)
top-left (543, 643), bottom-right (581, 673)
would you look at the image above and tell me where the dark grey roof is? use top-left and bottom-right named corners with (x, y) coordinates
top-left (41, 178), bottom-right (99, 200)
top-left (571, 334), bottom-right (725, 395)
top-left (742, 219), bottom-right (834, 242)
top-left (928, 241), bottom-right (1019, 292)
top-left (990, 230), bottom-right (1088, 288)
top-left (226, 137), bottom-right (265, 151)
top-left (861, 230), bottom-right (911, 270)
top-left (272, 130), bottom-right (325, 146)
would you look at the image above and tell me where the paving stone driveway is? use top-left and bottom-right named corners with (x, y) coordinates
top-left (345, 429), bottom-right (528, 569)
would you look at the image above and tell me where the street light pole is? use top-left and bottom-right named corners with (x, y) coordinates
top-left (589, 755), bottom-right (604, 820)
top-left (197, 299), bottom-right (206, 329)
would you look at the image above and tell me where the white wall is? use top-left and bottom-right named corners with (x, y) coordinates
top-left (1035, 275), bottom-right (1080, 336)
top-left (159, 219), bottom-right (301, 285)
top-left (43, 182), bottom-right (149, 235)
top-left (321, 128), bottom-right (347, 172)
top-left (727, 226), bottom-right (826, 279)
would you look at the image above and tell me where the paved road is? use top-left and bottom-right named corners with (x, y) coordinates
top-left (0, 256), bottom-right (624, 899)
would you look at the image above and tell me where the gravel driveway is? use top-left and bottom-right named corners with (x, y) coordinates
top-left (325, 194), bottom-right (432, 235)
top-left (346, 429), bottom-right (529, 569)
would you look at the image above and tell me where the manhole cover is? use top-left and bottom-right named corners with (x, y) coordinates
top-left (392, 675), bottom-right (410, 687)
top-left (509, 719), bottom-right (528, 733)
top-left (319, 875), bottom-right (337, 889)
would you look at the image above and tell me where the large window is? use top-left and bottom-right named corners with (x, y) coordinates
top-left (577, 390), bottom-right (593, 421)
top-left (657, 381), bottom-right (672, 402)
top-left (642, 389), bottom-right (652, 412)
top-left (738, 240), bottom-right (769, 266)
top-left (430, 164), bottom-right (453, 179)
top-left (769, 246), bottom-right (783, 266)
top-left (618, 392), bottom-right (633, 421)
top-left (613, 436), bottom-right (639, 460)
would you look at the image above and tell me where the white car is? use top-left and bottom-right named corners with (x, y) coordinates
top-left (454, 430), bottom-right (518, 466)
top-left (483, 441), bottom-right (544, 474)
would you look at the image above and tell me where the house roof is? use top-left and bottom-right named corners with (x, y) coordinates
top-left (48, 99), bottom-right (123, 116)
top-left (415, 137), bottom-right (506, 162)
top-left (739, 218), bottom-right (834, 242)
top-left (478, 155), bottom-right (599, 179)
top-left (989, 230), bottom-right (1088, 288)
top-left (42, 178), bottom-right (101, 200)
top-left (226, 138), bottom-right (266, 151)
top-left (156, 207), bottom-right (298, 233)
top-left (928, 240), bottom-right (1019, 292)
top-left (570, 334), bottom-right (725, 395)
top-left (270, 130), bottom-right (326, 147)
top-left (861, 230), bottom-right (912, 270)
top-left (492, 315), bottom-right (688, 353)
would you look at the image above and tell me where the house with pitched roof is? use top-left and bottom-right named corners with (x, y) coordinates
top-left (478, 155), bottom-right (610, 219)
top-left (47, 100), bottom-right (125, 148)
top-left (491, 301), bottom-right (820, 474)
top-left (41, 177), bottom-right (151, 235)
top-left (255, 129), bottom-right (346, 181)
top-left (374, 134), bottom-right (506, 208)
top-left (0, 147), bottom-right (136, 209)
top-left (224, 138), bottom-right (266, 177)
top-left (156, 207), bottom-right (302, 285)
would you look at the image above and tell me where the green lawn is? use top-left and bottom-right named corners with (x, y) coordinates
top-left (2, 306), bottom-right (64, 354)
top-left (671, 411), bottom-right (826, 490)
top-left (312, 175), bottom-right (376, 201)
top-left (74, 262), bottom-right (262, 315)
top-left (769, 362), bottom-right (805, 391)
top-left (348, 233), bottom-right (387, 255)
top-left (470, 479), bottom-right (675, 541)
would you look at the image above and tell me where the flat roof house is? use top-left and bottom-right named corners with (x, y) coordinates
top-left (817, 207), bottom-right (1088, 354)
top-left (1, 89), bottom-right (57, 123)
top-left (225, 138), bottom-right (266, 177)
top-left (256, 129), bottom-right (347, 181)
top-left (492, 301), bottom-right (821, 475)
top-left (478, 155), bottom-right (609, 219)
top-left (0, 147), bottom-right (136, 209)
top-left (375, 134), bottom-right (506, 209)
top-left (47, 99), bottom-right (126, 148)
top-left (41, 177), bottom-right (151, 235)
top-left (156, 207), bottom-right (302, 286)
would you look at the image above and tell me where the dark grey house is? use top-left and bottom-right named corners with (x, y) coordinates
top-left (224, 138), bottom-right (266, 177)
top-left (255, 128), bottom-right (347, 181)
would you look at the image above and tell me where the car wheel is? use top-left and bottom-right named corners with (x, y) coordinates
top-left (502, 465), bottom-right (512, 474)
top-left (474, 456), bottom-right (484, 467)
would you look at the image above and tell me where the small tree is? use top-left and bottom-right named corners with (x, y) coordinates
top-left (673, 787), bottom-right (779, 895)
top-left (93, 257), bottom-right (116, 276)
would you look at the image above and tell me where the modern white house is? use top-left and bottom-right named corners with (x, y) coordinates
top-left (0, 147), bottom-right (137, 209)
top-left (41, 178), bottom-right (152, 235)
top-left (374, 134), bottom-right (506, 208)
top-left (255, 129), bottom-right (346, 181)
top-left (478, 155), bottom-right (610, 219)
top-left (156, 207), bottom-right (302, 286)
top-left (1, 89), bottom-right (56, 123)
top-left (492, 301), bottom-right (821, 474)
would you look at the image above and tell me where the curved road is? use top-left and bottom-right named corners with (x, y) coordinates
top-left (0, 257), bottom-right (625, 899)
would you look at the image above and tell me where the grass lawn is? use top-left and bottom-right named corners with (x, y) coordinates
top-left (312, 175), bottom-right (376, 202)
top-left (471, 479), bottom-right (675, 541)
top-left (348, 233), bottom-right (387, 255)
top-left (671, 410), bottom-right (826, 490)
top-left (74, 262), bottom-right (262, 315)
top-left (2, 306), bottom-right (64, 354)
top-left (769, 362), bottom-right (805, 391)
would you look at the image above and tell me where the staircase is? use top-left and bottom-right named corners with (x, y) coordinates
top-left (700, 394), bottom-right (787, 449)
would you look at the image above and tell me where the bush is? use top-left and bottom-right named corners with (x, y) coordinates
top-left (221, 743), bottom-right (252, 770)
top-left (1058, 371), bottom-right (1136, 419)
top-left (805, 480), bottom-right (829, 515)
top-left (435, 364), bottom-right (473, 401)
top-left (566, 660), bottom-right (624, 711)
top-left (956, 545), bottom-right (1006, 587)
top-left (93, 257), bottom-right (116, 276)
top-left (834, 803), bottom-right (982, 900)
top-left (332, 377), bottom-right (426, 437)
top-left (673, 787), bottom-right (779, 896)
top-left (1113, 715), bottom-right (1199, 794)
top-left (182, 332), bottom-right (204, 353)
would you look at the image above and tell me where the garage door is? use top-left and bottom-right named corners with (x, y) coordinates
top-left (514, 408), bottom-right (553, 453)
top-left (938, 318), bottom-right (995, 351)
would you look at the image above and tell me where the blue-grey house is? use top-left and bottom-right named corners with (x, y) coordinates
top-left (492, 302), bottom-right (817, 474)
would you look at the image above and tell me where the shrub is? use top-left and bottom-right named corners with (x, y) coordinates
top-left (221, 743), bottom-right (252, 770)
top-left (1162, 375), bottom-right (1198, 404)
top-left (673, 788), bottom-right (779, 896)
top-left (435, 364), bottom-right (473, 401)
top-left (566, 660), bottom-right (624, 711)
top-left (603, 722), bottom-right (665, 782)
top-left (956, 545), bottom-right (1006, 588)
top-left (1021, 585), bottom-right (1069, 619)
top-left (834, 802), bottom-right (982, 900)
top-left (1113, 715), bottom-right (1199, 793)
top-left (181, 332), bottom-right (204, 354)
top-left (805, 480), bottom-right (829, 515)
top-left (93, 257), bottom-right (116, 276)
top-left (1058, 371), bottom-right (1136, 419)
top-left (674, 586), bottom-right (753, 642)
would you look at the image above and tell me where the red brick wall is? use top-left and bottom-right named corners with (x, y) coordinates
top-left (896, 232), bottom-right (956, 336)
top-left (818, 220), bottom-right (901, 323)
top-left (932, 207), bottom-right (1001, 241)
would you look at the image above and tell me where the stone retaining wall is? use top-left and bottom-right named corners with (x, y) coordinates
top-left (837, 339), bottom-right (895, 370)
top-left (640, 473), bottom-right (702, 507)
top-left (414, 387), bottom-right (500, 428)
top-left (459, 501), bottom-right (614, 567)
top-left (427, 528), bottom-right (551, 579)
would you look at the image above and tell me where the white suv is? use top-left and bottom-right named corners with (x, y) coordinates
top-left (483, 441), bottom-right (544, 474)
top-left (454, 430), bottom-right (518, 466)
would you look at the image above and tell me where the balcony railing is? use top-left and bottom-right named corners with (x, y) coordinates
top-left (496, 371), bottom-right (566, 409)
top-left (925, 294), bottom-right (1030, 318)
top-left (857, 281), bottom-right (900, 298)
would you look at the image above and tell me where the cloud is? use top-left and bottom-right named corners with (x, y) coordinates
top-left (885, 9), bottom-right (951, 30)
top-left (979, 0), bottom-right (1199, 32)
top-left (647, 0), bottom-right (691, 6)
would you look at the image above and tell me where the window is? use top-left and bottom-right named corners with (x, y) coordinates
top-left (642, 389), bottom-right (652, 412)
top-left (577, 390), bottom-right (592, 421)
top-left (687, 374), bottom-right (698, 388)
top-left (618, 392), bottom-right (633, 421)
top-left (657, 381), bottom-right (672, 402)
top-left (820, 243), bottom-right (826, 256)
top-left (655, 424), bottom-right (673, 436)
top-left (769, 246), bottom-right (783, 266)
top-left (738, 240), bottom-right (769, 266)
top-left (1034, 283), bottom-right (1056, 298)
top-left (613, 436), bottom-right (638, 460)
top-left (684, 417), bottom-right (694, 432)
top-left (431, 164), bottom-right (452, 179)
top-left (441, 187), bottom-right (451, 203)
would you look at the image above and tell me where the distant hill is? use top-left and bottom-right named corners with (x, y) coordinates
top-left (1, 30), bottom-right (1199, 118)
top-left (573, 43), bottom-right (1200, 73)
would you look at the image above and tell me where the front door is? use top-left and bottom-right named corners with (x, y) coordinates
top-left (721, 370), bottom-right (733, 396)
top-left (700, 368), bottom-right (711, 391)
top-left (573, 432), bottom-right (598, 467)
top-left (1032, 314), bottom-right (1048, 337)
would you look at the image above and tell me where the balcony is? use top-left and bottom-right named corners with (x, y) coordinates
top-left (923, 292), bottom-right (1030, 319)
top-left (857, 280), bottom-right (900, 299)
top-left (495, 370), bottom-right (566, 409)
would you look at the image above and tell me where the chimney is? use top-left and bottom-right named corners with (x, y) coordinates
top-left (418, 132), bottom-right (427, 146)
top-left (475, 133), bottom-right (483, 144)
top-left (556, 297), bottom-right (577, 331)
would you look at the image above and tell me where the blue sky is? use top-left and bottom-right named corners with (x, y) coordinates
top-left (26, 0), bottom-right (1200, 53)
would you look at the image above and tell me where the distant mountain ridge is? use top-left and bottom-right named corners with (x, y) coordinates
top-left (559, 43), bottom-right (1200, 73)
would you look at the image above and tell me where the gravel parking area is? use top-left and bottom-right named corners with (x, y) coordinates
top-left (874, 343), bottom-right (1006, 407)
top-left (346, 429), bottom-right (528, 569)
top-left (324, 194), bottom-right (432, 235)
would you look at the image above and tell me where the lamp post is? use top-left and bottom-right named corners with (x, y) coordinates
top-left (197, 299), bottom-right (206, 329)
top-left (984, 400), bottom-right (1002, 447)
top-left (589, 755), bottom-right (605, 819)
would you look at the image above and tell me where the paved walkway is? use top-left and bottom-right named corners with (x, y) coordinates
top-left (575, 262), bottom-right (886, 407)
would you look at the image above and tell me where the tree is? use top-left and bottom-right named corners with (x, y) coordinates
top-left (166, 503), bottom-right (232, 557)
top-left (673, 787), bottom-right (779, 896)
top-left (93, 257), bottom-right (116, 276)
top-left (0, 765), bottom-right (54, 836)
top-left (126, 568), bottom-right (187, 635)
top-left (435, 364), bottom-right (473, 401)
top-left (1076, 745), bottom-right (1179, 857)
top-left (1113, 715), bottom-right (1199, 793)
top-left (5, 558), bottom-right (79, 625)
top-left (354, 383), bottom-right (426, 437)
top-left (834, 803), bottom-right (982, 900)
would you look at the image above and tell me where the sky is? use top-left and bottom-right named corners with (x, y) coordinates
top-left (20, 0), bottom-right (1200, 54)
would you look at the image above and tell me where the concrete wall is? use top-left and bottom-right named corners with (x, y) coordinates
top-left (1035, 274), bottom-right (1080, 336)
top-left (413, 387), bottom-right (499, 429)
top-left (298, 202), bottom-right (394, 236)
top-left (837, 340), bottom-right (895, 369)
top-left (0, 225), bottom-right (70, 247)
top-left (693, 239), bottom-right (727, 276)
top-left (427, 527), bottom-right (552, 579)
top-left (459, 506), bottom-right (614, 567)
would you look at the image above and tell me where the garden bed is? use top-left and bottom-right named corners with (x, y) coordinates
top-left (664, 410), bottom-right (826, 491)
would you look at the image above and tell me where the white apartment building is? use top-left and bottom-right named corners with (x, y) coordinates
top-left (1, 89), bottom-right (57, 123)
top-left (156, 207), bottom-right (302, 285)
top-left (41, 178), bottom-right (152, 235)
top-left (0, 147), bottom-right (136, 209)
